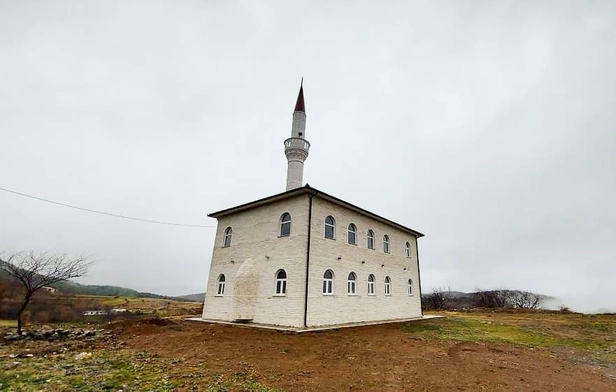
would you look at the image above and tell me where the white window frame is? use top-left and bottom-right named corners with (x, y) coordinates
top-left (408, 279), bottom-right (414, 296)
top-left (223, 227), bottom-right (232, 247)
top-left (325, 216), bottom-right (335, 239)
top-left (347, 224), bottom-right (357, 245)
top-left (384, 276), bottom-right (391, 296)
top-left (275, 269), bottom-right (287, 296)
top-left (405, 241), bottom-right (411, 258)
top-left (347, 272), bottom-right (357, 295)
top-left (323, 269), bottom-right (334, 295)
top-left (367, 230), bottom-right (375, 249)
top-left (280, 213), bottom-right (291, 237)
top-left (367, 274), bottom-right (375, 295)
top-left (216, 274), bottom-right (226, 296)
top-left (383, 235), bottom-right (390, 253)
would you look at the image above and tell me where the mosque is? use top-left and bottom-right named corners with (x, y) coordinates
top-left (201, 83), bottom-right (424, 329)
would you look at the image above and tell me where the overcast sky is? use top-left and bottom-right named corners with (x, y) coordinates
top-left (1, 1), bottom-right (614, 312)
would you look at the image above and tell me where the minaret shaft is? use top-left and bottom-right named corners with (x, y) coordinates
top-left (284, 83), bottom-right (310, 191)
top-left (286, 159), bottom-right (305, 190)
top-left (291, 111), bottom-right (306, 138)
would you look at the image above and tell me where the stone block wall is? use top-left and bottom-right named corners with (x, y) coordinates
top-left (306, 197), bottom-right (421, 326)
top-left (202, 191), bottom-right (422, 328)
top-left (202, 194), bottom-right (310, 327)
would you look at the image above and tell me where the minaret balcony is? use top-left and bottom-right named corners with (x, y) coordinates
top-left (284, 137), bottom-right (311, 153)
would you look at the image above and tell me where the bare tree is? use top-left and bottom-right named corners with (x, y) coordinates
top-left (473, 289), bottom-right (512, 308)
top-left (511, 291), bottom-right (542, 309)
top-left (0, 251), bottom-right (91, 334)
top-left (422, 287), bottom-right (452, 310)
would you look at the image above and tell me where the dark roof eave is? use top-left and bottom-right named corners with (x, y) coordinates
top-left (207, 186), bottom-right (311, 218)
top-left (208, 185), bottom-right (424, 238)
top-left (314, 190), bottom-right (425, 238)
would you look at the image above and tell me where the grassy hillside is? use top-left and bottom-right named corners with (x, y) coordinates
top-left (48, 280), bottom-right (171, 299)
top-left (0, 261), bottom-right (196, 301)
top-left (0, 284), bottom-right (203, 324)
top-left (0, 264), bottom-right (11, 280)
top-left (175, 293), bottom-right (205, 302)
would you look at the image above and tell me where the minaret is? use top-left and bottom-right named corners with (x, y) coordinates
top-left (284, 81), bottom-right (311, 191)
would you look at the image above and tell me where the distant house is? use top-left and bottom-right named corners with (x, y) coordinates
top-left (111, 308), bottom-right (129, 314)
top-left (41, 286), bottom-right (57, 294)
top-left (83, 310), bottom-right (107, 316)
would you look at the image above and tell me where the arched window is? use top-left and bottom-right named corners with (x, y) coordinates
top-left (275, 269), bottom-right (287, 295)
top-left (367, 230), bottom-right (375, 249)
top-left (405, 241), bottom-right (411, 258)
top-left (325, 216), bottom-right (335, 239)
top-left (383, 235), bottom-right (390, 253)
top-left (223, 227), bottom-right (232, 247)
top-left (347, 272), bottom-right (357, 294)
top-left (367, 274), bottom-right (375, 295)
top-left (217, 274), bottom-right (226, 296)
top-left (408, 279), bottom-right (413, 296)
top-left (323, 269), bottom-right (334, 294)
top-left (280, 213), bottom-right (291, 237)
top-left (347, 224), bottom-right (357, 245)
top-left (384, 276), bottom-right (391, 295)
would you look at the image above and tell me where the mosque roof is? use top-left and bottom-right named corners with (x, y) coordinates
top-left (208, 184), bottom-right (424, 238)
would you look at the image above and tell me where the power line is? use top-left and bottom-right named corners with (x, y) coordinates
top-left (0, 186), bottom-right (216, 228)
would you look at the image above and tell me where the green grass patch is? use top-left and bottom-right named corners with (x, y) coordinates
top-left (0, 351), bottom-right (184, 391)
top-left (404, 316), bottom-right (612, 350)
top-left (404, 312), bottom-right (616, 368)
top-left (0, 348), bottom-right (280, 391)
top-left (0, 319), bottom-right (17, 327)
top-left (403, 322), bottom-right (443, 333)
top-left (579, 322), bottom-right (613, 332)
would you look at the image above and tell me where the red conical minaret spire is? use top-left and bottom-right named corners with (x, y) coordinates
top-left (285, 79), bottom-right (310, 191)
top-left (294, 78), bottom-right (305, 113)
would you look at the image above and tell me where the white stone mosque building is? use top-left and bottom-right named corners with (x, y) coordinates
top-left (201, 83), bottom-right (424, 329)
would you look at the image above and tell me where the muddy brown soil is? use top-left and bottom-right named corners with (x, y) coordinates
top-left (110, 319), bottom-right (616, 391)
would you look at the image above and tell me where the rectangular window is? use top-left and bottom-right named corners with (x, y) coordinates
top-left (223, 233), bottom-right (232, 247)
top-left (368, 282), bottom-right (375, 295)
top-left (348, 281), bottom-right (356, 294)
top-left (325, 217), bottom-right (335, 239)
top-left (276, 280), bottom-right (287, 295)
top-left (323, 280), bottom-right (333, 294)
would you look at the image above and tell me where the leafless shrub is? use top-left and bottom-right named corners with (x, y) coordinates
top-left (510, 291), bottom-right (543, 309)
top-left (473, 289), bottom-right (512, 308)
top-left (473, 289), bottom-right (543, 309)
top-left (422, 287), bottom-right (452, 310)
top-left (0, 251), bottom-right (92, 334)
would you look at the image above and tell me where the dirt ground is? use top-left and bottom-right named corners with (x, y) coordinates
top-left (108, 316), bottom-right (616, 391)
